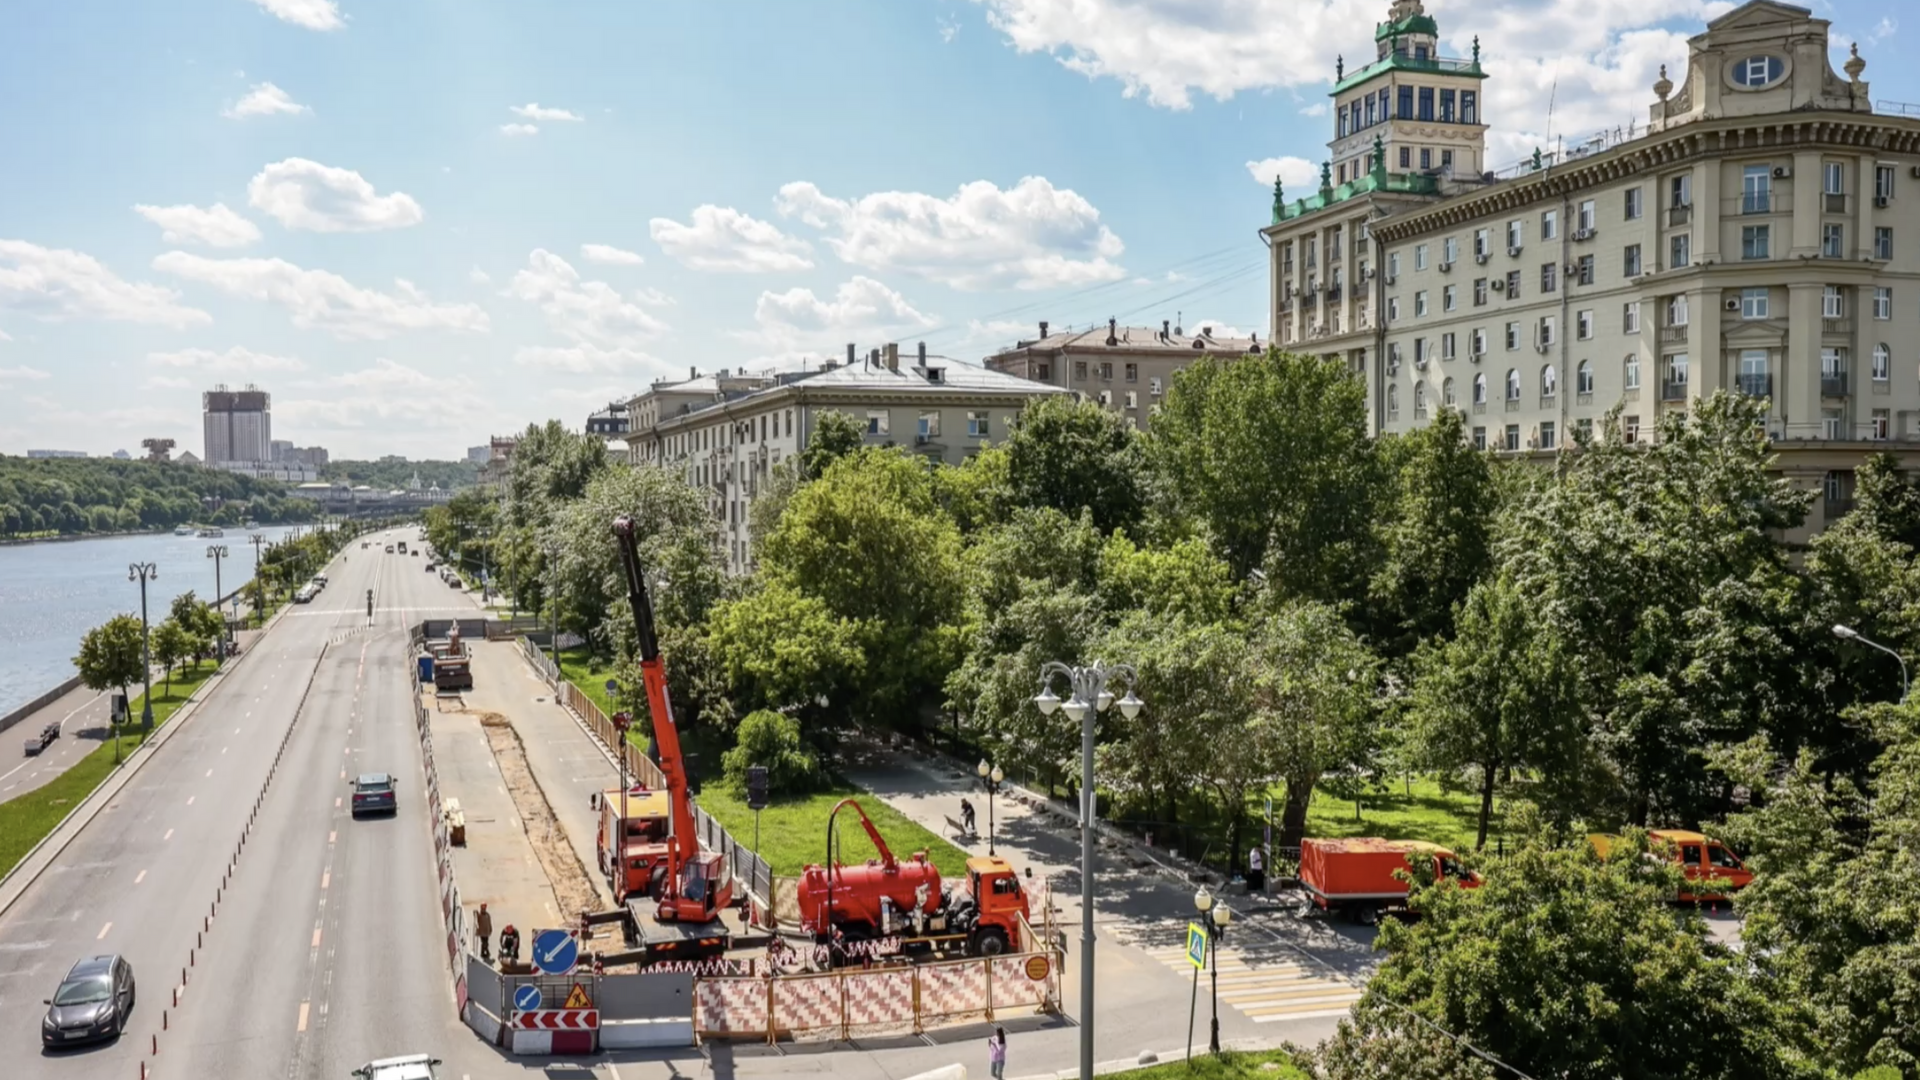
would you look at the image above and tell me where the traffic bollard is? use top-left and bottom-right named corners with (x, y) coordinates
top-left (151, 1034), bottom-right (157, 1055)
top-left (163, 1010), bottom-right (167, 1030)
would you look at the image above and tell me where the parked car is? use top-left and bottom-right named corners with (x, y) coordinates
top-left (25, 721), bottom-right (57, 756)
top-left (386, 545), bottom-right (395, 553)
top-left (424, 562), bottom-right (436, 572)
top-left (351, 773), bottom-right (398, 817)
top-left (313, 574), bottom-right (329, 588)
top-left (352, 1054), bottom-right (442, 1080)
top-left (294, 585), bottom-right (316, 604)
top-left (41, 954), bottom-right (135, 1047)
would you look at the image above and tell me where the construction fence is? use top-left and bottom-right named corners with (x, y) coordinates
top-left (410, 654), bottom-right (473, 1021)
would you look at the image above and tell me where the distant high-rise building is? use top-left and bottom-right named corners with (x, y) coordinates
top-left (467, 445), bottom-right (490, 464)
top-left (203, 386), bottom-right (271, 464)
top-left (270, 439), bottom-right (295, 463)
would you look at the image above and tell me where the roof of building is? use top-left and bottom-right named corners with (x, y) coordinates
top-left (988, 323), bottom-right (1263, 358)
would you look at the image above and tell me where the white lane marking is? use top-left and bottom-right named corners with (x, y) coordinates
top-left (205, 769), bottom-right (213, 778)
top-left (134, 870), bottom-right (146, 884)
top-left (321, 872), bottom-right (329, 890)
top-left (334, 797), bottom-right (341, 809)
top-left (328, 830), bottom-right (336, 844)
top-left (311, 926), bottom-right (323, 948)
top-left (297, 1000), bottom-right (310, 1031)
top-left (163, 828), bottom-right (173, 841)
top-left (235, 727), bottom-right (242, 734)
top-left (222, 747), bottom-right (228, 755)
top-left (187, 796), bottom-right (195, 806)
top-left (96, 922), bottom-right (111, 940)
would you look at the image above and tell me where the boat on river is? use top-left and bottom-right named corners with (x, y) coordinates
top-left (196, 527), bottom-right (224, 538)
top-left (173, 525), bottom-right (194, 536)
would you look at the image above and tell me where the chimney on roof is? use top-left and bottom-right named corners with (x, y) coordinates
top-left (847, 343), bottom-right (856, 366)
top-left (869, 348), bottom-right (880, 368)
top-left (884, 343), bottom-right (899, 372)
top-left (1106, 317), bottom-right (1118, 347)
top-left (1162, 319), bottom-right (1171, 341)
top-left (1039, 320), bottom-right (1049, 339)
top-left (1201, 325), bottom-right (1212, 338)
top-left (917, 341), bottom-right (927, 367)
top-left (689, 366), bottom-right (697, 379)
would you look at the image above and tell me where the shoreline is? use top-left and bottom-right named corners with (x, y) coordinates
top-left (0, 524), bottom-right (311, 548)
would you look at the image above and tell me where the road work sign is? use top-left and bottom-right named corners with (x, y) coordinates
top-left (513, 985), bottom-right (542, 1011)
top-left (563, 983), bottom-right (593, 1009)
top-left (1186, 923), bottom-right (1208, 969)
top-left (532, 928), bottom-right (578, 975)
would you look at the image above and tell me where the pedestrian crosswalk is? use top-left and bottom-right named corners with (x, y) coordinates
top-left (1135, 931), bottom-right (1365, 1024)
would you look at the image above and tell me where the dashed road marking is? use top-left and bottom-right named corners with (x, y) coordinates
top-left (334, 797), bottom-right (341, 809)
top-left (297, 1000), bottom-right (310, 1032)
top-left (186, 796), bottom-right (195, 806)
top-left (328, 830), bottom-right (336, 844)
top-left (96, 922), bottom-right (111, 940)
top-left (321, 872), bottom-right (329, 890)
top-left (134, 870), bottom-right (146, 884)
top-left (205, 769), bottom-right (213, 778)
top-left (312, 927), bottom-right (323, 948)
top-left (163, 828), bottom-right (173, 841)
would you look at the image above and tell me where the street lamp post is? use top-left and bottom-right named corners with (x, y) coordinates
top-left (976, 758), bottom-right (1004, 856)
top-left (1034, 660), bottom-right (1143, 1080)
top-left (128, 562), bottom-right (159, 734)
top-left (1193, 886), bottom-right (1233, 1055)
top-left (1834, 623), bottom-right (1910, 700)
top-left (248, 533), bottom-right (268, 624)
top-left (545, 541), bottom-right (562, 673)
top-left (206, 545), bottom-right (229, 662)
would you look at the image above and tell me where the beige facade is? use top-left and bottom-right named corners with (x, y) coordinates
top-left (1266, 0), bottom-right (1920, 530)
top-left (983, 319), bottom-right (1262, 430)
top-left (624, 344), bottom-right (1064, 573)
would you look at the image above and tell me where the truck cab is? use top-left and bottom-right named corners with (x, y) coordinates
top-left (593, 787), bottom-right (674, 900)
top-left (1590, 830), bottom-right (1752, 901)
top-left (964, 855), bottom-right (1031, 954)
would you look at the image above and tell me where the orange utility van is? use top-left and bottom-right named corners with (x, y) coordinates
top-left (1298, 837), bottom-right (1480, 925)
top-left (1589, 830), bottom-right (1752, 901)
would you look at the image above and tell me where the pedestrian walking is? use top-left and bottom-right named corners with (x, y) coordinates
top-left (960, 798), bottom-right (977, 836)
top-left (474, 902), bottom-right (494, 961)
top-left (1247, 845), bottom-right (1266, 895)
top-left (988, 1026), bottom-right (1008, 1080)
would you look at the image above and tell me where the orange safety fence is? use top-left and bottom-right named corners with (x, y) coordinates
top-left (771, 972), bottom-right (844, 1042)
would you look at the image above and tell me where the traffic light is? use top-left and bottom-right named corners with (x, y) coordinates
top-left (746, 765), bottom-right (769, 811)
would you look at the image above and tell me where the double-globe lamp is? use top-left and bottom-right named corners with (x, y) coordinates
top-left (1194, 886), bottom-right (1234, 1055)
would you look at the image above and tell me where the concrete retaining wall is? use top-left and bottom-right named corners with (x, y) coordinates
top-left (601, 1018), bottom-right (694, 1049)
top-left (0, 675), bottom-right (83, 737)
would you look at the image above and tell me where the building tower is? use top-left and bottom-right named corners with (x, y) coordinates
top-left (1327, 0), bottom-right (1490, 187)
top-left (202, 385), bottom-right (272, 465)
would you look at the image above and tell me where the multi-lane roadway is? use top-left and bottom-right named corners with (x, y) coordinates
top-left (0, 527), bottom-right (498, 1080)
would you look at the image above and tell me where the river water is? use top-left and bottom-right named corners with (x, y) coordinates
top-left (0, 527), bottom-right (304, 718)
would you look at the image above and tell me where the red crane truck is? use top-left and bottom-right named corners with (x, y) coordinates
top-left (1298, 837), bottom-right (1480, 925)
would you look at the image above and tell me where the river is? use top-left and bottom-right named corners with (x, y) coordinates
top-left (0, 526), bottom-right (305, 717)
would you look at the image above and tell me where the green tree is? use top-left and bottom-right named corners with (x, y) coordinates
top-left (504, 419), bottom-right (613, 523)
top-left (1368, 407), bottom-right (1497, 656)
top-left (1251, 600), bottom-right (1381, 847)
top-left (151, 618), bottom-right (195, 692)
top-left (708, 581), bottom-right (866, 725)
top-left (1095, 529), bottom-right (1234, 626)
top-left (74, 614), bottom-right (147, 716)
top-left (1002, 394), bottom-right (1145, 534)
top-left (721, 709), bottom-right (821, 797)
top-left (801, 410), bottom-right (865, 480)
top-left (168, 590), bottom-right (216, 666)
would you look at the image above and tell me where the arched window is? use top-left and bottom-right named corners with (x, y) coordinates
top-left (1388, 383), bottom-right (1400, 416)
top-left (1443, 376), bottom-right (1457, 406)
top-left (1625, 353), bottom-right (1641, 390)
top-left (1541, 364), bottom-right (1558, 397)
top-left (1506, 368), bottom-right (1522, 401)
top-left (1473, 373), bottom-right (1487, 404)
top-left (1577, 359), bottom-right (1594, 394)
top-left (1873, 343), bottom-right (1891, 382)
top-left (1414, 383), bottom-right (1427, 415)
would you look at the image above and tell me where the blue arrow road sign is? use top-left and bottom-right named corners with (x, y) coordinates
top-left (513, 984), bottom-right (543, 1012)
top-left (532, 928), bottom-right (578, 975)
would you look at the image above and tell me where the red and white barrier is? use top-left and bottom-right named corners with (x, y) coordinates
top-left (513, 1009), bottom-right (597, 1030)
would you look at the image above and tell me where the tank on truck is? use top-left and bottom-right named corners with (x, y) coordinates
top-left (823, 797), bottom-right (901, 938)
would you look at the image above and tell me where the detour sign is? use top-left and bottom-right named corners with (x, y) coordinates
top-left (1025, 955), bottom-right (1050, 981)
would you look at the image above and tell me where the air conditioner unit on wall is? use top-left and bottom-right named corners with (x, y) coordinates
top-left (1508, 245), bottom-right (1524, 257)
top-left (1774, 166), bottom-right (1792, 180)
top-left (1876, 196), bottom-right (1891, 208)
top-left (1491, 279), bottom-right (1506, 291)
top-left (1439, 261), bottom-right (1453, 273)
top-left (1386, 274), bottom-right (1397, 285)
top-left (1476, 252), bottom-right (1491, 264)
top-left (1724, 298), bottom-right (1741, 311)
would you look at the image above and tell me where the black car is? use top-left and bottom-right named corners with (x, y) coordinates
top-left (351, 773), bottom-right (398, 817)
top-left (42, 954), bottom-right (135, 1047)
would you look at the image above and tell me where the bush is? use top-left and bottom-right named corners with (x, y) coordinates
top-left (721, 710), bottom-right (820, 797)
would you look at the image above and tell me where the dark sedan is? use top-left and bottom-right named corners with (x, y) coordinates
top-left (42, 954), bottom-right (134, 1047)
top-left (351, 773), bottom-right (398, 817)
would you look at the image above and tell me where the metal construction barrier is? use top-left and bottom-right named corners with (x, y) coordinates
top-left (411, 644), bottom-right (490, 1043)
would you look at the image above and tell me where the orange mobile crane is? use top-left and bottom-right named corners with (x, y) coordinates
top-left (582, 515), bottom-right (740, 965)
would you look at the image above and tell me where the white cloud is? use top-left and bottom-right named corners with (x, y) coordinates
top-left (0, 239), bottom-right (210, 329)
top-left (505, 249), bottom-right (669, 371)
top-left (133, 202), bottom-right (262, 248)
top-left (0, 364), bottom-right (50, 381)
top-left (223, 82), bottom-right (309, 119)
top-left (1299, 102), bottom-right (1328, 117)
top-left (631, 286), bottom-right (675, 307)
top-left (0, 328), bottom-right (11, 341)
top-left (147, 345), bottom-right (308, 373)
top-left (1245, 155), bottom-right (1321, 189)
top-left (515, 343), bottom-right (665, 374)
top-left (744, 275), bottom-right (937, 357)
top-left (144, 374), bottom-right (192, 389)
top-left (279, 360), bottom-right (499, 434)
top-left (939, 16), bottom-right (961, 43)
top-left (775, 177), bottom-right (1125, 291)
top-left (509, 103), bottom-right (583, 122)
top-left (248, 0), bottom-right (344, 32)
top-left (975, 0), bottom-right (1707, 172)
top-left (469, 266), bottom-right (492, 284)
top-left (580, 243), bottom-right (644, 266)
top-left (649, 206), bottom-right (813, 273)
top-left (1869, 17), bottom-right (1897, 44)
top-left (247, 158), bottom-right (424, 233)
top-left (152, 252), bottom-right (489, 339)
top-left (500, 123), bottom-right (540, 137)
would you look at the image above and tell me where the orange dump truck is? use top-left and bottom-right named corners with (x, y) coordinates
top-left (1589, 830), bottom-right (1752, 901)
top-left (1299, 837), bottom-right (1480, 925)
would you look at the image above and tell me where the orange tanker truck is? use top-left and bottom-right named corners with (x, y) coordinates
top-left (1298, 837), bottom-right (1480, 925)
top-left (798, 798), bottom-right (1031, 961)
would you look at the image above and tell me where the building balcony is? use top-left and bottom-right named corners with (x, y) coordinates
top-left (1737, 373), bottom-right (1773, 397)
top-left (1661, 380), bottom-right (1689, 402)
top-left (1733, 193), bottom-right (1773, 215)
top-left (1668, 204), bottom-right (1693, 226)
top-left (1331, 51), bottom-right (1485, 96)
top-left (1473, 401), bottom-right (1487, 414)
top-left (1505, 398), bottom-right (1521, 412)
top-left (1822, 373), bottom-right (1851, 397)
top-left (1659, 325), bottom-right (1688, 346)
top-left (1825, 193), bottom-right (1848, 214)
top-left (1274, 169), bottom-right (1441, 223)
top-left (1823, 317), bottom-right (1853, 336)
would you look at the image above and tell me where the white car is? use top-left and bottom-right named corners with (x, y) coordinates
top-left (351, 1054), bottom-right (441, 1080)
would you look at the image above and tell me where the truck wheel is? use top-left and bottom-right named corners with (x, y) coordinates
top-left (648, 866), bottom-right (668, 902)
top-left (973, 928), bottom-right (1010, 957)
top-left (1355, 904), bottom-right (1381, 927)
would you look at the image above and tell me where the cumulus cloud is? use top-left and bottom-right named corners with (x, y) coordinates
top-left (152, 252), bottom-right (488, 339)
top-left (499, 123), bottom-right (540, 137)
top-left (223, 82), bottom-right (309, 119)
top-left (743, 275), bottom-right (937, 358)
top-left (510, 103), bottom-right (584, 122)
top-left (248, 0), bottom-right (344, 31)
top-left (147, 346), bottom-right (308, 373)
top-left (648, 206), bottom-right (813, 273)
top-left (1245, 156), bottom-right (1321, 189)
top-left (0, 365), bottom-right (50, 381)
top-left (775, 177), bottom-right (1125, 291)
top-left (247, 158), bottom-right (424, 233)
top-left (133, 203), bottom-right (262, 248)
top-left (279, 360), bottom-right (498, 434)
top-left (580, 243), bottom-right (645, 266)
top-left (469, 266), bottom-right (492, 284)
top-left (144, 374), bottom-right (192, 389)
top-left (505, 249), bottom-right (670, 373)
top-left (0, 239), bottom-right (210, 329)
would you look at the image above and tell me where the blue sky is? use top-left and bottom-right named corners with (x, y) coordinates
top-left (0, 0), bottom-right (1907, 459)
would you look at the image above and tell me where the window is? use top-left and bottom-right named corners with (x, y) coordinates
top-left (1824, 412), bottom-right (1843, 440)
top-left (1577, 310), bottom-right (1593, 339)
top-left (1473, 278), bottom-right (1489, 305)
top-left (1473, 373), bottom-right (1488, 404)
top-left (1877, 164), bottom-right (1895, 201)
top-left (1098, 361), bottom-right (1113, 380)
top-left (1539, 421), bottom-right (1557, 450)
top-left (1388, 296), bottom-right (1401, 321)
top-left (1505, 270), bottom-right (1521, 297)
top-left (1875, 287), bottom-right (1892, 320)
top-left (1876, 227), bottom-right (1893, 260)
top-left (1874, 343), bottom-right (1891, 382)
top-left (1414, 338), bottom-right (1428, 364)
top-left (1472, 328), bottom-right (1487, 355)
top-left (1823, 223), bottom-right (1845, 258)
top-left (1825, 161), bottom-right (1845, 195)
top-left (1822, 348), bottom-right (1848, 379)
top-left (1742, 165), bottom-right (1771, 213)
top-left (1474, 229), bottom-right (1491, 257)
top-left (1399, 146), bottom-right (1411, 169)
top-left (1123, 362), bottom-right (1137, 382)
top-left (1420, 148), bottom-right (1433, 171)
top-left (1443, 377), bottom-right (1457, 406)
top-left (967, 412), bottom-right (990, 437)
top-left (1365, 95), bottom-right (1376, 126)
top-left (1415, 291), bottom-right (1428, 317)
top-left (1670, 174), bottom-right (1691, 208)
top-left (1505, 321), bottom-right (1520, 350)
top-left (1150, 376), bottom-right (1163, 396)
top-left (1124, 390), bottom-right (1138, 409)
top-left (1625, 353), bottom-right (1642, 390)
top-left (866, 411), bottom-right (890, 436)
top-left (1461, 90), bottom-right (1477, 124)
top-left (1823, 286), bottom-right (1844, 318)
top-left (1098, 390), bottom-right (1112, 406)
top-left (1577, 417), bottom-right (1594, 443)
top-left (1539, 316), bottom-right (1557, 347)
top-left (1742, 225), bottom-right (1770, 260)
top-left (1736, 55), bottom-right (1784, 87)
top-left (1624, 302), bottom-right (1640, 333)
top-left (1874, 409), bottom-right (1891, 441)
top-left (1504, 424), bottom-right (1521, 452)
top-left (1389, 252), bottom-right (1401, 278)
top-left (1577, 199), bottom-right (1595, 231)
top-left (1414, 383), bottom-right (1427, 417)
top-left (1666, 354), bottom-right (1690, 388)
top-left (1577, 359), bottom-right (1594, 394)
top-left (1338, 111), bottom-right (1349, 139)
top-left (1506, 368), bottom-right (1522, 400)
top-left (1444, 237), bottom-right (1459, 264)
top-left (1418, 86), bottom-right (1434, 120)
top-left (1440, 89), bottom-right (1456, 123)
top-left (1741, 287), bottom-right (1769, 319)
top-left (1073, 361), bottom-right (1087, 380)
top-left (1670, 233), bottom-right (1691, 268)
top-left (1668, 295), bottom-right (1689, 326)
top-left (1387, 384), bottom-right (1399, 419)
top-left (1434, 331), bottom-right (1452, 360)
top-left (1541, 365), bottom-right (1558, 399)
top-left (1541, 209), bottom-right (1558, 240)
top-left (1473, 426), bottom-right (1487, 450)
top-left (1415, 244), bottom-right (1429, 270)
top-left (1624, 244), bottom-right (1642, 277)
top-left (1443, 285), bottom-right (1457, 312)
top-left (1541, 262), bottom-right (1558, 293)
top-left (1624, 414), bottom-right (1641, 443)
top-left (1576, 255), bottom-right (1594, 285)
top-left (1507, 220), bottom-right (1524, 250)
top-left (1625, 186), bottom-right (1643, 220)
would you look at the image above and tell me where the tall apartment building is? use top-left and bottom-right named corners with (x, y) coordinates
top-left (202, 386), bottom-right (271, 465)
top-left (983, 319), bottom-right (1262, 430)
top-left (1265, 0), bottom-right (1917, 530)
top-left (624, 343), bottom-right (1065, 573)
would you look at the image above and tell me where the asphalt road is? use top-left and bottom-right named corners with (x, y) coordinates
top-left (0, 681), bottom-right (121, 801)
top-left (0, 527), bottom-right (493, 1080)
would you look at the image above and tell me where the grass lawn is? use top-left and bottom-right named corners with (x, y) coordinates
top-left (1292, 776), bottom-right (1500, 851)
top-left (698, 782), bottom-right (972, 878)
top-left (1120, 1050), bottom-right (1307, 1080)
top-left (0, 662), bottom-right (219, 877)
top-left (558, 646), bottom-right (617, 716)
